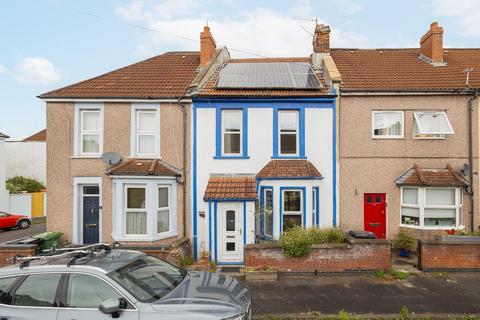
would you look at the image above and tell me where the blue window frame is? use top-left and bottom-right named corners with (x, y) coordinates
top-left (313, 186), bottom-right (320, 226)
top-left (215, 107), bottom-right (249, 159)
top-left (279, 186), bottom-right (306, 232)
top-left (273, 107), bottom-right (305, 159)
top-left (260, 186), bottom-right (274, 239)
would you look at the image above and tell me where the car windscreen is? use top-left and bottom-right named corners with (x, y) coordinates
top-left (108, 255), bottom-right (186, 303)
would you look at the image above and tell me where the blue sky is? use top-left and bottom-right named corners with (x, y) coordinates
top-left (1, 0), bottom-right (479, 139)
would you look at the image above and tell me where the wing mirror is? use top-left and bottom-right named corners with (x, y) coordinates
top-left (99, 298), bottom-right (127, 318)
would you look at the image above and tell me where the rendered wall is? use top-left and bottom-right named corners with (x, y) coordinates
top-left (5, 141), bottom-right (46, 184)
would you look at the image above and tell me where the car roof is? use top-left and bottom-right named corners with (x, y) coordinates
top-left (0, 249), bottom-right (146, 275)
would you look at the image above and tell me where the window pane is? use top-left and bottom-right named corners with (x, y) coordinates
top-left (426, 189), bottom-right (455, 206)
top-left (157, 210), bottom-right (169, 233)
top-left (401, 207), bottom-right (420, 226)
top-left (279, 111), bottom-right (298, 131)
top-left (0, 276), bottom-right (18, 302)
top-left (138, 135), bottom-right (156, 154)
top-left (414, 112), bottom-right (453, 135)
top-left (280, 133), bottom-right (297, 154)
top-left (82, 111), bottom-right (100, 131)
top-left (402, 188), bottom-right (418, 205)
top-left (224, 133), bottom-right (241, 154)
top-left (226, 242), bottom-right (236, 251)
top-left (127, 188), bottom-right (145, 209)
top-left (82, 134), bottom-right (100, 153)
top-left (424, 208), bottom-right (456, 227)
top-left (226, 210), bottom-right (236, 232)
top-left (283, 214), bottom-right (302, 231)
top-left (223, 110), bottom-right (241, 131)
top-left (67, 274), bottom-right (122, 308)
top-left (126, 212), bottom-right (147, 234)
top-left (283, 191), bottom-right (301, 212)
top-left (138, 111), bottom-right (156, 132)
top-left (83, 186), bottom-right (99, 195)
top-left (265, 190), bottom-right (273, 211)
top-left (414, 121), bottom-right (446, 139)
top-left (158, 187), bottom-right (169, 208)
top-left (13, 274), bottom-right (61, 307)
top-left (373, 112), bottom-right (402, 136)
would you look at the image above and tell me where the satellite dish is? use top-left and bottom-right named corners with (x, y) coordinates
top-left (101, 152), bottom-right (122, 165)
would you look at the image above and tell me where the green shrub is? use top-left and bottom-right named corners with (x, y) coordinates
top-left (6, 176), bottom-right (45, 194)
top-left (280, 226), bottom-right (345, 258)
top-left (392, 228), bottom-right (415, 251)
top-left (178, 256), bottom-right (194, 268)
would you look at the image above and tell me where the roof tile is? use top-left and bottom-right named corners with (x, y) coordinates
top-left (106, 159), bottom-right (181, 177)
top-left (204, 176), bottom-right (256, 201)
top-left (395, 164), bottom-right (469, 187)
top-left (256, 160), bottom-right (322, 179)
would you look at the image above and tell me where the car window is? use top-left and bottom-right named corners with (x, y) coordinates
top-left (0, 212), bottom-right (7, 217)
top-left (12, 274), bottom-right (61, 307)
top-left (66, 273), bottom-right (124, 309)
top-left (0, 276), bottom-right (19, 303)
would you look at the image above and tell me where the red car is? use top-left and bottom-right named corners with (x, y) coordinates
top-left (0, 211), bottom-right (31, 230)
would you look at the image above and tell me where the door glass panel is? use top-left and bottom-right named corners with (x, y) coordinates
top-left (13, 274), bottom-right (61, 307)
top-left (226, 242), bottom-right (236, 252)
top-left (226, 210), bottom-right (235, 232)
top-left (366, 196), bottom-right (372, 203)
top-left (375, 195), bottom-right (382, 203)
top-left (66, 274), bottom-right (123, 308)
top-left (83, 186), bottom-right (99, 195)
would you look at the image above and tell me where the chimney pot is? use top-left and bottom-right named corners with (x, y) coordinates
top-left (420, 21), bottom-right (444, 65)
top-left (200, 25), bottom-right (217, 66)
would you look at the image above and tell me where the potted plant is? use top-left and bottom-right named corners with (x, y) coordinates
top-left (392, 228), bottom-right (415, 257)
top-left (245, 266), bottom-right (277, 281)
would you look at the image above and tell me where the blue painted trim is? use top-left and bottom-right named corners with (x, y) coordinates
top-left (243, 201), bottom-right (247, 244)
top-left (193, 98), bottom-right (336, 105)
top-left (208, 201), bottom-right (212, 259)
top-left (260, 186), bottom-right (274, 239)
top-left (192, 106), bottom-right (198, 260)
top-left (299, 108), bottom-right (305, 157)
top-left (279, 186), bottom-right (307, 233)
top-left (271, 156), bottom-right (307, 159)
top-left (205, 198), bottom-right (256, 202)
top-left (332, 102), bottom-right (337, 227)
top-left (215, 107), bottom-right (249, 158)
top-left (256, 177), bottom-right (324, 181)
top-left (313, 186), bottom-right (320, 226)
top-left (272, 106), bottom-right (278, 157)
top-left (272, 108), bottom-right (305, 158)
top-left (214, 201), bottom-right (218, 263)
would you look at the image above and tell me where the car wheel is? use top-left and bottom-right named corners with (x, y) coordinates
top-left (18, 220), bottom-right (30, 229)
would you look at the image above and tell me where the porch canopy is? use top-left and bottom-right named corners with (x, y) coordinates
top-left (395, 164), bottom-right (469, 187)
top-left (106, 159), bottom-right (182, 177)
top-left (204, 176), bottom-right (256, 201)
top-left (256, 160), bottom-right (323, 179)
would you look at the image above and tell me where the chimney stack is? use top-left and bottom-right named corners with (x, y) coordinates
top-left (420, 22), bottom-right (445, 65)
top-left (313, 24), bottom-right (331, 54)
top-left (200, 26), bottom-right (217, 66)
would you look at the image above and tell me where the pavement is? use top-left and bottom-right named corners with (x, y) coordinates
top-left (248, 273), bottom-right (480, 318)
top-left (0, 223), bottom-right (46, 243)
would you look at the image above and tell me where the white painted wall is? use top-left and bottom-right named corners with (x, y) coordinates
top-left (195, 107), bottom-right (334, 258)
top-left (9, 194), bottom-right (31, 217)
top-left (0, 138), bottom-right (9, 211)
top-left (5, 141), bottom-right (46, 185)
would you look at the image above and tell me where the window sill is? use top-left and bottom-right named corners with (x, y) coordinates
top-left (399, 224), bottom-right (465, 231)
top-left (113, 232), bottom-right (177, 242)
top-left (371, 136), bottom-right (404, 140)
top-left (271, 156), bottom-right (307, 159)
top-left (214, 156), bottom-right (250, 160)
top-left (70, 155), bottom-right (102, 159)
top-left (128, 155), bottom-right (162, 160)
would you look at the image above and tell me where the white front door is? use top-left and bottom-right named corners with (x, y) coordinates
top-left (217, 203), bottom-right (244, 263)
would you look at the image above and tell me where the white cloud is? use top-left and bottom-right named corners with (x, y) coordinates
top-left (115, 1), bottom-right (368, 58)
top-left (0, 64), bottom-right (7, 74)
top-left (331, 0), bottom-right (364, 14)
top-left (15, 57), bottom-right (60, 85)
top-left (434, 0), bottom-right (480, 36)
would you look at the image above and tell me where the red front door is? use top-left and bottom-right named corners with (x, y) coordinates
top-left (364, 193), bottom-right (386, 239)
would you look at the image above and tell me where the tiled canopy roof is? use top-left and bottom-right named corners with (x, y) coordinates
top-left (395, 164), bottom-right (469, 187)
top-left (39, 52), bottom-right (200, 99)
top-left (204, 176), bottom-right (256, 201)
top-left (106, 159), bottom-right (181, 177)
top-left (23, 129), bottom-right (46, 142)
top-left (197, 57), bottom-right (331, 97)
top-left (330, 48), bottom-right (480, 91)
top-left (0, 132), bottom-right (9, 139)
top-left (256, 160), bottom-right (323, 179)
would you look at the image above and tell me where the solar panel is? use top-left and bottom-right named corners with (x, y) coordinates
top-left (215, 62), bottom-right (322, 89)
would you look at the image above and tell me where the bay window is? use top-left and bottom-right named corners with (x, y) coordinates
top-left (125, 187), bottom-right (147, 235)
top-left (157, 186), bottom-right (170, 233)
top-left (400, 187), bottom-right (462, 228)
top-left (279, 111), bottom-right (299, 155)
top-left (222, 110), bottom-right (242, 155)
top-left (372, 111), bottom-right (404, 138)
top-left (282, 189), bottom-right (302, 230)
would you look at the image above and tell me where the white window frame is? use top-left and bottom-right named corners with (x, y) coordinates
top-left (130, 104), bottom-right (160, 158)
top-left (74, 103), bottom-right (104, 157)
top-left (371, 111), bottom-right (404, 139)
top-left (278, 110), bottom-right (299, 156)
top-left (157, 185), bottom-right (171, 234)
top-left (400, 186), bottom-right (463, 230)
top-left (124, 185), bottom-right (148, 236)
top-left (221, 109), bottom-right (242, 156)
top-left (282, 189), bottom-right (303, 224)
top-left (413, 111), bottom-right (453, 140)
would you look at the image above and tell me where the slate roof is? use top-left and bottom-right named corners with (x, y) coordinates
top-left (330, 48), bottom-right (480, 92)
top-left (395, 164), bottom-right (469, 187)
top-left (39, 52), bottom-right (200, 99)
top-left (204, 176), bottom-right (257, 201)
top-left (256, 160), bottom-right (323, 179)
top-left (197, 57), bottom-right (332, 97)
top-left (106, 159), bottom-right (181, 177)
top-left (23, 129), bottom-right (46, 142)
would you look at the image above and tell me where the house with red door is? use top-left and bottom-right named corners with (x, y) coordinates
top-left (322, 22), bottom-right (480, 239)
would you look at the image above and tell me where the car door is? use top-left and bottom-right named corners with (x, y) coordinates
top-left (56, 273), bottom-right (138, 320)
top-left (0, 212), bottom-right (9, 229)
top-left (1, 273), bottom-right (62, 320)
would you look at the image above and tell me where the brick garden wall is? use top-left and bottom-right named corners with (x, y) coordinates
top-left (419, 238), bottom-right (480, 271)
top-left (245, 236), bottom-right (391, 274)
top-left (0, 245), bottom-right (38, 267)
top-left (121, 237), bottom-right (190, 266)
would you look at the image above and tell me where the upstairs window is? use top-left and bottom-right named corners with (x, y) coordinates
top-left (222, 110), bottom-right (242, 155)
top-left (372, 111), bottom-right (404, 139)
top-left (279, 110), bottom-right (299, 155)
top-left (136, 110), bottom-right (158, 156)
top-left (80, 109), bottom-right (102, 155)
top-left (413, 111), bottom-right (453, 139)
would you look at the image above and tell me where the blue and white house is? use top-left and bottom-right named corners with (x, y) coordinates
top-left (190, 53), bottom-right (338, 264)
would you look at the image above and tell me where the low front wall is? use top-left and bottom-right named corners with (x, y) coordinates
top-left (245, 236), bottom-right (391, 274)
top-left (121, 237), bottom-right (190, 266)
top-left (0, 244), bottom-right (38, 267)
top-left (419, 237), bottom-right (480, 272)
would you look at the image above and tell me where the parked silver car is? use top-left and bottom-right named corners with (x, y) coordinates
top-left (0, 245), bottom-right (251, 319)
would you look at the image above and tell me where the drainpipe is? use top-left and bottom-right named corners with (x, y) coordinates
top-left (177, 98), bottom-right (188, 238)
top-left (468, 89), bottom-right (478, 233)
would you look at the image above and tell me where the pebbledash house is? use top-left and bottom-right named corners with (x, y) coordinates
top-left (189, 26), bottom-right (338, 263)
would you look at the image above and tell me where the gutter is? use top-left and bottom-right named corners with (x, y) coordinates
top-left (467, 89), bottom-right (478, 233)
top-left (177, 98), bottom-right (188, 238)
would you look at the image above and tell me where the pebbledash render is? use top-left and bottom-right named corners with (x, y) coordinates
top-left (322, 22), bottom-right (480, 239)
